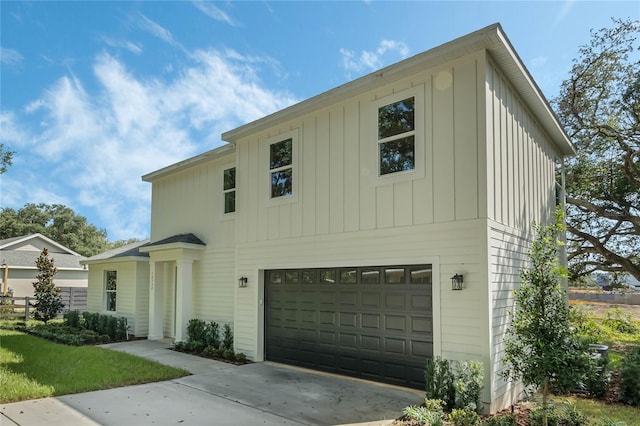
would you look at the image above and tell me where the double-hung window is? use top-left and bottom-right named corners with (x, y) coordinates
top-left (105, 270), bottom-right (117, 312)
top-left (269, 138), bottom-right (293, 198)
top-left (373, 86), bottom-right (424, 183)
top-left (378, 96), bottom-right (416, 175)
top-left (223, 167), bottom-right (236, 213)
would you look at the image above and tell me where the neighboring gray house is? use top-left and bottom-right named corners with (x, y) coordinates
top-left (0, 233), bottom-right (88, 298)
top-left (84, 23), bottom-right (574, 413)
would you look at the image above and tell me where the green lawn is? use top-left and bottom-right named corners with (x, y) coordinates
top-left (554, 395), bottom-right (640, 425)
top-left (0, 329), bottom-right (189, 403)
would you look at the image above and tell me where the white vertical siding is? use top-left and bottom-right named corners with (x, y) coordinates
top-left (236, 54), bottom-right (485, 245)
top-left (485, 58), bottom-right (558, 229)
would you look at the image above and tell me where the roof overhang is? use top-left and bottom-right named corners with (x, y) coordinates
top-left (80, 256), bottom-right (149, 266)
top-left (142, 143), bottom-right (235, 182)
top-left (221, 23), bottom-right (574, 157)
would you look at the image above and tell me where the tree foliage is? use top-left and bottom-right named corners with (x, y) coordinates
top-left (501, 211), bottom-right (590, 426)
top-left (32, 248), bottom-right (64, 323)
top-left (0, 143), bottom-right (14, 174)
top-left (0, 203), bottom-right (136, 257)
top-left (553, 19), bottom-right (640, 281)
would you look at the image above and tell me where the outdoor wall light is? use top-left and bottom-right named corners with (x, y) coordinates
top-left (451, 273), bottom-right (464, 291)
top-left (238, 276), bottom-right (248, 288)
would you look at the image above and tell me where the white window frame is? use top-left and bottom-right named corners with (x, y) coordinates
top-left (223, 166), bottom-right (236, 215)
top-left (105, 270), bottom-right (117, 312)
top-left (264, 129), bottom-right (299, 203)
top-left (372, 85), bottom-right (425, 185)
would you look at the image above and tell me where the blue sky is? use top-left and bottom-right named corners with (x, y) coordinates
top-left (1, 1), bottom-right (638, 242)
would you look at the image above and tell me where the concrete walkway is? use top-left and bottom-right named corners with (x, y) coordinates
top-left (1, 339), bottom-right (422, 426)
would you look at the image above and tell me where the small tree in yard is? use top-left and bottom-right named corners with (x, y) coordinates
top-left (32, 248), bottom-right (64, 323)
top-left (501, 210), bottom-right (590, 426)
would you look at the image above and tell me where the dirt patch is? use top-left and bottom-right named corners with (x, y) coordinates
top-left (568, 299), bottom-right (640, 321)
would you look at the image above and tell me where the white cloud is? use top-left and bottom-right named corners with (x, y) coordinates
top-left (137, 13), bottom-right (180, 47)
top-left (340, 39), bottom-right (410, 78)
top-left (530, 56), bottom-right (548, 68)
top-left (3, 49), bottom-right (297, 241)
top-left (101, 36), bottom-right (143, 55)
top-left (0, 112), bottom-right (28, 145)
top-left (192, 1), bottom-right (238, 27)
top-left (554, 0), bottom-right (575, 26)
top-left (1, 46), bottom-right (24, 67)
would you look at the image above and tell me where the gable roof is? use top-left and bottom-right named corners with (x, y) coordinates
top-left (81, 239), bottom-right (150, 265)
top-left (0, 233), bottom-right (86, 270)
top-left (0, 233), bottom-right (82, 256)
top-left (222, 23), bottom-right (574, 157)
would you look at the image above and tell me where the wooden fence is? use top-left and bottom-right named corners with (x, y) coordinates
top-left (0, 287), bottom-right (88, 320)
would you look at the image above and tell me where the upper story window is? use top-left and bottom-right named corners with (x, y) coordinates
top-left (223, 167), bottom-right (236, 213)
top-left (105, 270), bottom-right (117, 312)
top-left (378, 97), bottom-right (415, 175)
top-left (270, 138), bottom-right (293, 198)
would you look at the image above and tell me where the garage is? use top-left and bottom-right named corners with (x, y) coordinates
top-left (265, 264), bottom-right (433, 389)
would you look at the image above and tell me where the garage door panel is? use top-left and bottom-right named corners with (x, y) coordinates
top-left (318, 311), bottom-right (336, 325)
top-left (384, 315), bottom-right (406, 331)
top-left (361, 313), bottom-right (380, 329)
top-left (318, 292), bottom-right (336, 304)
top-left (384, 337), bottom-right (406, 354)
top-left (411, 317), bottom-right (431, 333)
top-left (361, 292), bottom-right (381, 307)
top-left (266, 264), bottom-right (432, 389)
top-left (384, 293), bottom-right (406, 309)
top-left (361, 335), bottom-right (381, 351)
top-left (339, 312), bottom-right (357, 327)
top-left (411, 340), bottom-right (433, 357)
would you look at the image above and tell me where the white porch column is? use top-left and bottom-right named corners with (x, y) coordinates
top-left (148, 261), bottom-right (164, 340)
top-left (174, 259), bottom-right (193, 342)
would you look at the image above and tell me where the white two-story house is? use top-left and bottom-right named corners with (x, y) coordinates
top-left (83, 23), bottom-right (574, 412)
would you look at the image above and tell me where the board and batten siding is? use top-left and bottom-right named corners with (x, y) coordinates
top-left (235, 53), bottom-right (487, 245)
top-left (485, 57), bottom-right (558, 230)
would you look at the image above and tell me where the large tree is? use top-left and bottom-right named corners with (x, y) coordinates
top-left (0, 203), bottom-right (111, 257)
top-left (554, 19), bottom-right (640, 281)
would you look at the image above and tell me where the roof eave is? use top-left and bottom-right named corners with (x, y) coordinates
top-left (142, 143), bottom-right (235, 182)
top-left (80, 256), bottom-right (149, 265)
top-left (222, 23), bottom-right (574, 157)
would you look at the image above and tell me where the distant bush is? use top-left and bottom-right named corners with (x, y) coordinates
top-left (619, 346), bottom-right (640, 406)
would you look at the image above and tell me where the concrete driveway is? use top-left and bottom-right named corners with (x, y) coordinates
top-left (1, 339), bottom-right (422, 426)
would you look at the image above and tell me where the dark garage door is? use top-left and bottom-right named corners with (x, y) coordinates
top-left (265, 265), bottom-right (433, 389)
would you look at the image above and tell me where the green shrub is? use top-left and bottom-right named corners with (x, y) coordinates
top-left (63, 310), bottom-right (81, 328)
top-left (402, 405), bottom-right (442, 426)
top-left (186, 319), bottom-right (207, 343)
top-left (603, 308), bottom-right (639, 334)
top-left (582, 350), bottom-right (609, 398)
top-left (619, 346), bottom-right (640, 406)
top-left (483, 414), bottom-right (517, 426)
top-left (529, 405), bottom-right (561, 426)
top-left (222, 323), bottom-right (233, 351)
top-left (235, 352), bottom-right (247, 362)
top-left (425, 356), bottom-right (456, 410)
top-left (205, 321), bottom-right (221, 348)
top-left (449, 407), bottom-right (480, 426)
top-left (454, 360), bottom-right (483, 411)
top-left (528, 403), bottom-right (587, 426)
top-left (424, 398), bottom-right (444, 412)
top-left (202, 346), bottom-right (219, 358)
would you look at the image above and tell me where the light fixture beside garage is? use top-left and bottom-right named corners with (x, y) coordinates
top-left (238, 276), bottom-right (248, 288)
top-left (451, 273), bottom-right (464, 291)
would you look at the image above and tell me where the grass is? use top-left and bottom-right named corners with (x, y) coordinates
top-left (0, 329), bottom-right (189, 403)
top-left (553, 395), bottom-right (640, 425)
